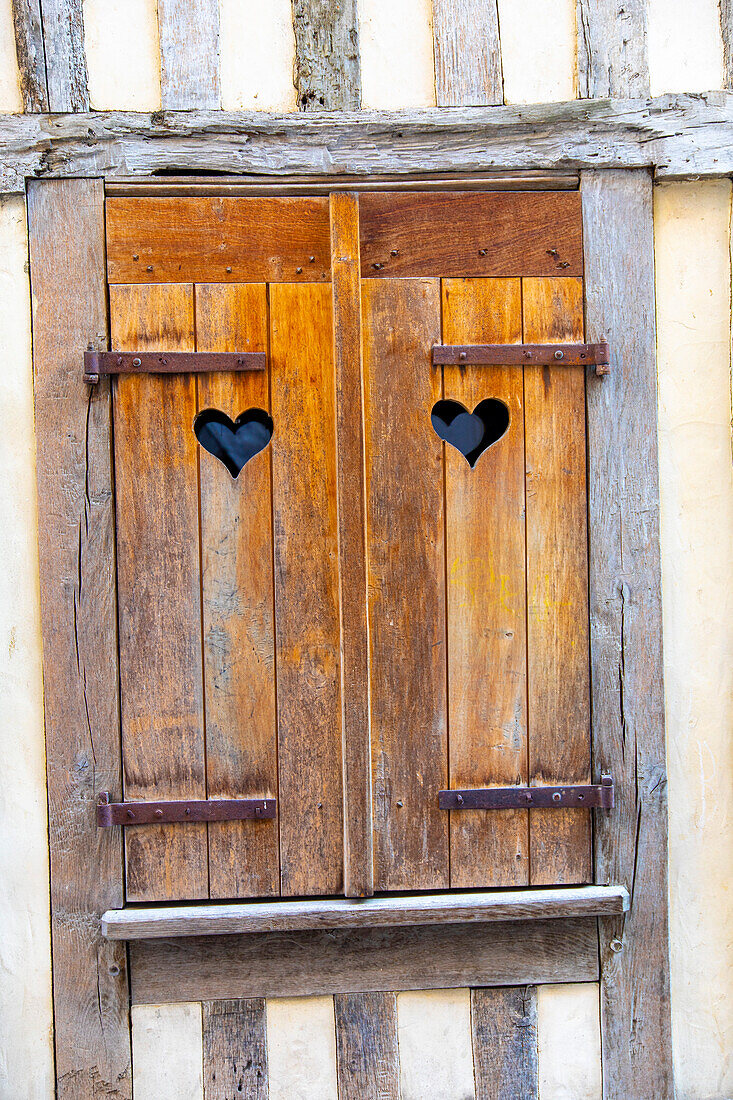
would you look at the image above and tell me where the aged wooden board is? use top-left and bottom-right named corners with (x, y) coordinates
top-left (471, 986), bottom-right (538, 1099)
top-left (11, 0), bottom-right (48, 111)
top-left (723, 0), bottom-right (733, 90)
top-left (129, 918), bottom-right (599, 1002)
top-left (359, 192), bottom-right (583, 278)
top-left (292, 0), bottom-right (361, 110)
top-left (203, 999), bottom-right (268, 1100)
top-left (106, 197), bottom-right (331, 283)
top-left (335, 992), bottom-right (399, 1100)
top-left (158, 0), bottom-right (220, 109)
top-left (576, 0), bottom-right (649, 98)
top-left (40, 0), bottom-right (88, 111)
top-left (432, 0), bottom-right (503, 106)
top-left (582, 170), bottom-right (673, 1097)
top-left (3, 95), bottom-right (732, 193)
top-left (28, 178), bottom-right (131, 1095)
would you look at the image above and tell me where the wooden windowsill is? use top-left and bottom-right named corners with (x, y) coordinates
top-left (102, 884), bottom-right (628, 940)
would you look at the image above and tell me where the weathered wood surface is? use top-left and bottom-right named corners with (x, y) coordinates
top-left (129, 918), bottom-right (599, 1002)
top-left (103, 885), bottom-right (629, 938)
top-left (106, 196), bottom-right (331, 283)
top-left (292, 0), bottom-right (361, 110)
top-left (471, 986), bottom-right (538, 1099)
top-left (722, 0), bottom-right (733, 90)
top-left (158, 0), bottom-right (220, 109)
top-left (441, 277), bottom-right (528, 887)
top-left (359, 191), bottom-right (583, 278)
top-left (11, 0), bottom-right (48, 110)
top-left (40, 0), bottom-right (88, 111)
top-left (335, 992), bottom-right (399, 1100)
top-left (330, 194), bottom-right (372, 897)
top-left (2, 94), bottom-right (733, 192)
top-left (576, 0), bottom-right (649, 98)
top-left (203, 1000), bottom-right (268, 1100)
top-left (582, 170), bottom-right (673, 1098)
top-left (432, 0), bottom-right (503, 106)
top-left (28, 178), bottom-right (131, 1096)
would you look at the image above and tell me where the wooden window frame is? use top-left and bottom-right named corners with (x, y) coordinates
top-left (28, 170), bottom-right (671, 1098)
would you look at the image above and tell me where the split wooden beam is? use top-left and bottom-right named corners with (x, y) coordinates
top-left (3, 93), bottom-right (733, 193)
top-left (11, 0), bottom-right (48, 111)
top-left (39, 0), bottom-right (89, 110)
top-left (292, 0), bottom-right (361, 110)
top-left (576, 0), bottom-right (650, 98)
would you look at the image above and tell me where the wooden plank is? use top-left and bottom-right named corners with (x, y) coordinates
top-left (40, 0), bottom-right (88, 110)
top-left (11, 0), bottom-right (48, 110)
top-left (432, 0), bottom-right (503, 106)
top-left (362, 278), bottom-right (447, 892)
top-left (335, 993), bottom-right (399, 1100)
top-left (130, 918), bottom-right (600, 1002)
top-left (6, 96), bottom-right (733, 193)
top-left (471, 986), bottom-right (538, 1100)
top-left (158, 0), bottom-right (220, 109)
top-left (722, 0), bottom-right (733, 89)
top-left (576, 0), bottom-right (649, 98)
top-left (441, 277), bottom-right (528, 888)
top-left (582, 170), bottom-right (673, 1098)
top-left (360, 192), bottom-right (582, 279)
top-left (522, 277), bottom-right (592, 886)
top-left (132, 1003), bottom-right (203, 1100)
top-left (195, 283), bottom-right (279, 899)
top-left (203, 1000), bottom-right (268, 1100)
top-left (110, 283), bottom-right (208, 902)
top-left (102, 886), bottom-right (629, 939)
top-left (106, 197), bottom-right (331, 284)
top-left (292, 0), bottom-right (361, 110)
top-left (330, 193), bottom-right (372, 897)
top-left (269, 282), bottom-right (343, 895)
top-left (28, 177), bottom-right (131, 1095)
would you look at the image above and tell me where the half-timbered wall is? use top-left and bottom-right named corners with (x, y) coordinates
top-left (0, 4), bottom-right (731, 1099)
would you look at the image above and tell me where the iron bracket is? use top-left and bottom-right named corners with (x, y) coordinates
top-left (432, 342), bottom-right (610, 374)
top-left (439, 774), bottom-right (614, 811)
top-left (83, 350), bottom-right (267, 384)
top-left (96, 792), bottom-right (277, 826)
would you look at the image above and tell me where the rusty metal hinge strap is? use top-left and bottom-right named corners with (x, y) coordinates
top-left (432, 342), bottom-right (610, 374)
top-left (439, 775), bottom-right (614, 811)
top-left (96, 792), bottom-right (276, 826)
top-left (83, 350), bottom-right (267, 384)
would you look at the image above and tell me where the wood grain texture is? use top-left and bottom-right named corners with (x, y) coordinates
top-left (441, 278), bottom-right (528, 887)
top-left (472, 986), bottom-right (538, 1100)
top-left (28, 178), bottom-right (131, 1096)
top-left (203, 1000), bottom-right (268, 1100)
top-left (158, 0), bottom-right (220, 109)
top-left (130, 918), bottom-right (599, 1002)
top-left (11, 0), bottom-right (48, 110)
top-left (335, 993), bottom-right (399, 1100)
top-left (4, 96), bottom-right (733, 193)
top-left (196, 284), bottom-right (279, 899)
top-left (432, 0), bottom-right (503, 106)
top-left (41, 0), bottom-right (88, 110)
top-left (582, 170), bottom-right (673, 1098)
top-left (523, 278), bottom-right (591, 886)
top-left (722, 0), bottom-right (733, 89)
top-left (359, 192), bottom-right (582, 278)
top-left (111, 283), bottom-right (208, 903)
top-left (292, 0), bottom-right (361, 110)
top-left (330, 193), bottom-right (372, 897)
top-left (362, 278), bottom-right (447, 892)
top-left (576, 0), bottom-right (649, 98)
top-left (270, 282), bottom-right (343, 896)
top-left (103, 886), bottom-right (629, 939)
top-left (106, 197), bottom-right (331, 284)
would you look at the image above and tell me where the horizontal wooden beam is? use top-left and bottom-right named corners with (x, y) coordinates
top-left (2, 94), bottom-right (732, 193)
top-left (103, 885), bottom-right (629, 940)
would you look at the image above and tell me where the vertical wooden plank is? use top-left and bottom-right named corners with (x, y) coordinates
top-left (582, 170), bottom-right (673, 1098)
top-left (28, 178), bottom-right (131, 1095)
top-left (111, 282), bottom-right (208, 903)
top-left (362, 278), bottom-right (447, 892)
top-left (576, 0), bottom-right (649, 98)
top-left (722, 0), bottom-right (733, 89)
top-left (267, 996), bottom-right (339, 1100)
top-left (330, 193), bottom-right (372, 898)
top-left (397, 989), bottom-right (474, 1100)
top-left (335, 992), bottom-right (399, 1100)
top-left (471, 986), bottom-right (538, 1100)
top-left (203, 999), bottom-right (268, 1100)
top-left (132, 1003), bottom-right (204, 1100)
top-left (432, 0), bottom-right (503, 106)
top-left (196, 284), bottom-right (279, 899)
top-left (442, 277), bottom-right (528, 888)
top-left (523, 276), bottom-right (592, 886)
top-left (158, 0), bottom-right (220, 108)
top-left (11, 0), bottom-right (49, 110)
top-left (270, 281), bottom-right (343, 896)
top-left (41, 0), bottom-right (89, 110)
top-left (292, 0), bottom-right (361, 109)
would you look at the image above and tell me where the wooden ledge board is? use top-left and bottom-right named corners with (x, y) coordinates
top-left (103, 885), bottom-right (628, 940)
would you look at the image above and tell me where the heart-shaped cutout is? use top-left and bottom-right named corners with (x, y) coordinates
top-left (194, 408), bottom-right (273, 478)
top-left (431, 398), bottom-right (509, 468)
